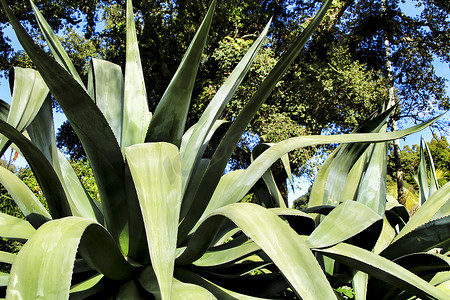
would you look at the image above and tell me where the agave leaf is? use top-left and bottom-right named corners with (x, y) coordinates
top-left (195, 270), bottom-right (289, 297)
top-left (126, 143), bottom-right (182, 300)
top-left (175, 266), bottom-right (279, 300)
top-left (194, 241), bottom-right (261, 267)
top-left (352, 270), bottom-right (368, 300)
top-left (122, 0), bottom-right (150, 148)
top-left (0, 67), bottom-right (49, 155)
top-left (415, 139), bottom-right (440, 206)
top-left (394, 253), bottom-right (450, 277)
top-left (381, 215), bottom-right (450, 260)
top-left (394, 182), bottom-right (450, 242)
top-left (201, 117), bottom-right (441, 232)
top-left (29, 0), bottom-right (83, 85)
top-left (306, 201), bottom-right (381, 249)
top-left (354, 137), bottom-right (388, 216)
top-left (7, 217), bottom-right (133, 299)
top-left (180, 19), bottom-right (271, 193)
top-left (0, 165), bottom-right (51, 227)
top-left (0, 250), bottom-right (15, 265)
top-left (314, 242), bottom-right (449, 300)
top-left (193, 170), bottom-right (245, 229)
top-left (116, 280), bottom-right (145, 299)
top-left (146, 0), bottom-right (216, 147)
top-left (88, 58), bottom-right (124, 147)
top-left (373, 217), bottom-right (396, 254)
top-left (27, 98), bottom-right (103, 222)
top-left (309, 107), bottom-right (394, 208)
top-left (0, 99), bottom-right (9, 121)
top-left (177, 203), bottom-right (337, 299)
top-left (70, 274), bottom-right (103, 294)
top-left (0, 119), bottom-right (71, 218)
top-left (252, 144), bottom-right (287, 208)
top-left (0, 0), bottom-right (130, 250)
top-left (423, 140), bottom-right (440, 197)
top-left (0, 212), bottom-right (35, 240)
top-left (0, 273), bottom-right (9, 287)
top-left (139, 266), bottom-right (218, 299)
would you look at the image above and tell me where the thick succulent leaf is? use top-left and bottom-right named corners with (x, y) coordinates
top-left (190, 118), bottom-right (440, 236)
top-left (252, 144), bottom-right (287, 208)
top-left (394, 182), bottom-right (450, 242)
top-left (70, 274), bottom-right (103, 294)
top-left (7, 217), bottom-right (133, 299)
top-left (0, 251), bottom-right (15, 265)
top-left (194, 241), bottom-right (261, 267)
top-left (29, 0), bottom-right (83, 85)
top-left (269, 208), bottom-right (316, 235)
top-left (373, 217), bottom-right (396, 254)
top-left (381, 215), bottom-right (450, 260)
top-left (309, 107), bottom-right (394, 208)
top-left (0, 0), bottom-right (129, 249)
top-left (126, 143), bottom-right (182, 300)
top-left (180, 19), bottom-right (271, 192)
top-left (189, 0), bottom-right (331, 217)
top-left (0, 67), bottom-right (48, 154)
top-left (177, 203), bottom-right (337, 299)
top-left (196, 269), bottom-right (289, 297)
top-left (116, 280), bottom-right (145, 299)
top-left (394, 253), bottom-right (450, 277)
top-left (0, 165), bottom-right (50, 227)
top-left (27, 98), bottom-right (102, 223)
top-left (0, 119), bottom-right (71, 218)
top-left (139, 266), bottom-right (217, 299)
top-left (352, 270), bottom-right (368, 300)
top-left (146, 0), bottom-right (216, 147)
top-left (88, 58), bottom-right (124, 146)
top-left (0, 99), bottom-right (9, 121)
top-left (174, 268), bottom-right (274, 300)
top-left (0, 212), bottom-right (35, 240)
top-left (180, 159), bottom-right (210, 221)
top-left (314, 242), bottom-right (449, 300)
top-left (354, 138), bottom-right (387, 216)
top-left (122, 0), bottom-right (150, 148)
top-left (307, 201), bottom-right (381, 249)
top-left (193, 170), bottom-right (245, 229)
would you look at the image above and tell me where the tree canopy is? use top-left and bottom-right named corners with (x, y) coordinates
top-left (1, 0), bottom-right (449, 198)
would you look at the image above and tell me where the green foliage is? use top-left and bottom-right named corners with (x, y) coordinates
top-left (0, 0), bottom-right (448, 299)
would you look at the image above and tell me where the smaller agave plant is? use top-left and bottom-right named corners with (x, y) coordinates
top-left (0, 0), bottom-right (449, 299)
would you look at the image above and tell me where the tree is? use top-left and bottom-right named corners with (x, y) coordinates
top-left (5, 0), bottom-right (448, 203)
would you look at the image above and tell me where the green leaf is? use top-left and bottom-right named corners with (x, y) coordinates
top-left (126, 143), bottom-right (182, 300)
top-left (306, 201), bottom-right (381, 249)
top-left (309, 107), bottom-right (394, 208)
top-left (27, 98), bottom-right (102, 223)
top-left (0, 250), bottom-right (15, 265)
top-left (382, 215), bottom-right (450, 260)
top-left (394, 182), bottom-right (450, 242)
top-left (177, 203), bottom-right (337, 299)
top-left (146, 0), bottom-right (216, 147)
top-left (179, 18), bottom-right (271, 194)
top-left (0, 212), bottom-right (35, 240)
top-left (174, 267), bottom-right (277, 300)
top-left (212, 118), bottom-right (440, 225)
top-left (314, 242), bottom-right (449, 300)
top-left (29, 0), bottom-right (83, 85)
top-left (0, 165), bottom-right (51, 227)
top-left (0, 119), bottom-right (71, 218)
top-left (88, 58), bottom-right (124, 147)
top-left (7, 217), bottom-right (133, 299)
top-left (122, 0), bottom-right (150, 148)
top-left (354, 138), bottom-right (388, 216)
top-left (0, 67), bottom-right (48, 154)
top-left (0, 0), bottom-right (129, 249)
top-left (0, 99), bottom-right (9, 121)
top-left (194, 241), bottom-right (261, 267)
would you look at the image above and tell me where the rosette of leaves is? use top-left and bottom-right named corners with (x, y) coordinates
top-left (0, 0), bottom-right (448, 299)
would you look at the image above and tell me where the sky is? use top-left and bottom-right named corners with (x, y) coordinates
top-left (0, 1), bottom-right (449, 205)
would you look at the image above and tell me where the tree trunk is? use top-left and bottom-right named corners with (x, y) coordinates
top-left (382, 0), bottom-right (406, 205)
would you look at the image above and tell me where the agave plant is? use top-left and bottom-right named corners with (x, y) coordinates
top-left (0, 0), bottom-right (449, 299)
